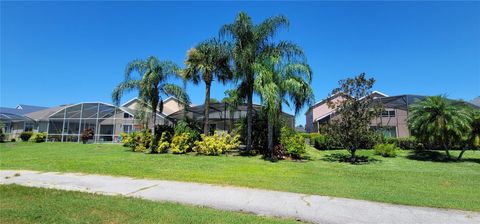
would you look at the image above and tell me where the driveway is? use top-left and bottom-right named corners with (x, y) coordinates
top-left (1, 170), bottom-right (479, 224)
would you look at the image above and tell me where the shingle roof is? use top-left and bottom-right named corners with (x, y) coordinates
top-left (0, 104), bottom-right (48, 116)
top-left (24, 105), bottom-right (69, 121)
top-left (471, 97), bottom-right (480, 107)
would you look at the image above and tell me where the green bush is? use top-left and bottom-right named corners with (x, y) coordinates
top-left (193, 131), bottom-right (241, 155)
top-left (154, 124), bottom-right (174, 143)
top-left (309, 133), bottom-right (342, 150)
top-left (170, 133), bottom-right (192, 154)
top-left (234, 111), bottom-right (283, 154)
top-left (280, 127), bottom-right (306, 159)
top-left (29, 132), bottom-right (47, 143)
top-left (384, 137), bottom-right (423, 150)
top-left (20, 132), bottom-right (33, 142)
top-left (374, 143), bottom-right (399, 157)
top-left (0, 133), bottom-right (5, 143)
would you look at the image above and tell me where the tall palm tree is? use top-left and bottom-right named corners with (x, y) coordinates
top-left (220, 12), bottom-right (305, 151)
top-left (183, 39), bottom-right (232, 135)
top-left (408, 96), bottom-right (472, 159)
top-left (253, 54), bottom-right (314, 158)
top-left (112, 56), bottom-right (189, 138)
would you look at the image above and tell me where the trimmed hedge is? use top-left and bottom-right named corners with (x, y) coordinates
top-left (308, 133), bottom-right (342, 150)
top-left (384, 137), bottom-right (424, 150)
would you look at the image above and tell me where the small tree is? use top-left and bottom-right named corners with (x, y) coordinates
top-left (408, 96), bottom-right (472, 160)
top-left (326, 73), bottom-right (382, 162)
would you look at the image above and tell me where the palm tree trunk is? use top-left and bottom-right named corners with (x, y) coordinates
top-left (457, 148), bottom-right (466, 161)
top-left (246, 90), bottom-right (253, 151)
top-left (204, 81), bottom-right (211, 135)
top-left (443, 141), bottom-right (451, 160)
top-left (268, 116), bottom-right (274, 159)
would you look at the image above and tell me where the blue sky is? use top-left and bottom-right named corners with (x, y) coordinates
top-left (1, 1), bottom-right (479, 125)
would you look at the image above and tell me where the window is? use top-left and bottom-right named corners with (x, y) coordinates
top-left (371, 126), bottom-right (397, 138)
top-left (123, 113), bottom-right (133, 118)
top-left (381, 110), bottom-right (396, 117)
top-left (123, 125), bottom-right (133, 133)
top-left (24, 122), bottom-right (34, 132)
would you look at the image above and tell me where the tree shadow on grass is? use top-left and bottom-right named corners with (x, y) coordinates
top-left (407, 150), bottom-right (451, 162)
top-left (406, 150), bottom-right (480, 164)
top-left (321, 153), bottom-right (380, 165)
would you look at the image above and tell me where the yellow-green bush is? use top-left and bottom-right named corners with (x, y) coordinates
top-left (193, 132), bottom-right (241, 155)
top-left (120, 132), bottom-right (135, 148)
top-left (170, 133), bottom-right (191, 154)
top-left (280, 127), bottom-right (306, 159)
top-left (374, 143), bottom-right (399, 157)
top-left (155, 132), bottom-right (170, 153)
top-left (120, 130), bottom-right (152, 152)
top-left (29, 132), bottom-right (47, 143)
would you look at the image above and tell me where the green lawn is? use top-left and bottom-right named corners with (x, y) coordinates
top-left (0, 184), bottom-right (297, 224)
top-left (1, 142), bottom-right (479, 211)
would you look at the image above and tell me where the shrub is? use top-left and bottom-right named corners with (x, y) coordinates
top-left (121, 130), bottom-right (152, 152)
top-left (29, 132), bottom-right (47, 143)
top-left (373, 143), bottom-right (399, 157)
top-left (235, 112), bottom-right (272, 154)
top-left (193, 132), bottom-right (241, 155)
top-left (309, 133), bottom-right (342, 150)
top-left (154, 124), bottom-right (174, 143)
top-left (19, 132), bottom-right (33, 142)
top-left (0, 133), bottom-right (5, 143)
top-left (384, 137), bottom-right (423, 150)
top-left (154, 132), bottom-right (171, 154)
top-left (80, 128), bottom-right (94, 144)
top-left (120, 132), bottom-right (138, 149)
top-left (170, 133), bottom-right (192, 154)
top-left (280, 127), bottom-right (306, 159)
top-left (134, 129), bottom-right (152, 152)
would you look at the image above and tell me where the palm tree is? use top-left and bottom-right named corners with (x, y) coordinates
top-left (183, 39), bottom-right (232, 135)
top-left (253, 54), bottom-right (314, 158)
top-left (408, 96), bottom-right (472, 159)
top-left (112, 56), bottom-right (189, 140)
top-left (220, 12), bottom-right (305, 151)
top-left (222, 89), bottom-right (243, 133)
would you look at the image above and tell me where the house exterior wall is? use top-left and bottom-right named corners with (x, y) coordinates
top-left (305, 95), bottom-right (344, 133)
top-left (371, 108), bottom-right (410, 138)
top-left (162, 99), bottom-right (184, 115)
top-left (305, 94), bottom-right (411, 138)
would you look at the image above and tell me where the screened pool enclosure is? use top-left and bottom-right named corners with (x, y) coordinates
top-left (46, 103), bottom-right (137, 143)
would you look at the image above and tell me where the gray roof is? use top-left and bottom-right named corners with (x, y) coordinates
top-left (24, 105), bottom-right (69, 121)
top-left (0, 104), bottom-right (48, 116)
top-left (167, 102), bottom-right (294, 121)
top-left (0, 113), bottom-right (34, 122)
top-left (471, 97), bottom-right (480, 107)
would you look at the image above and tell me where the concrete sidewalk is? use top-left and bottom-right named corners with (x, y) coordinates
top-left (1, 170), bottom-right (479, 224)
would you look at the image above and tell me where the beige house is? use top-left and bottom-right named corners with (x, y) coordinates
top-left (1, 97), bottom-right (294, 142)
top-left (305, 91), bottom-right (424, 138)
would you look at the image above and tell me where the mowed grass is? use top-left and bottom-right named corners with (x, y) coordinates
top-left (1, 142), bottom-right (479, 211)
top-left (0, 184), bottom-right (297, 224)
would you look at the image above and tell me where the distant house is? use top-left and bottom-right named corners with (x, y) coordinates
top-left (305, 91), bottom-right (424, 137)
top-left (304, 91), bottom-right (478, 138)
top-left (1, 97), bottom-right (294, 142)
